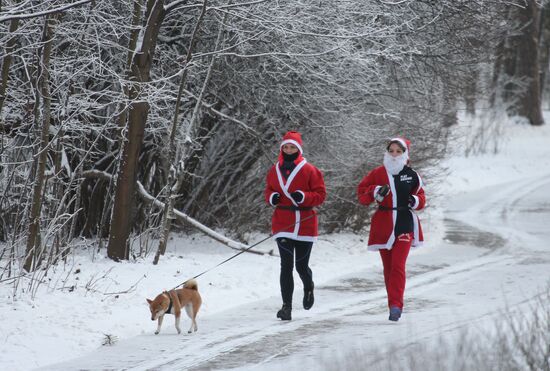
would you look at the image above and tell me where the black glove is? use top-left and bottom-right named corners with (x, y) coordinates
top-left (290, 191), bottom-right (304, 203)
top-left (375, 184), bottom-right (390, 202)
top-left (272, 193), bottom-right (280, 205)
top-left (408, 196), bottom-right (416, 208)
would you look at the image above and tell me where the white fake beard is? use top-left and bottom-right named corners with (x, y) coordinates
top-left (383, 152), bottom-right (407, 175)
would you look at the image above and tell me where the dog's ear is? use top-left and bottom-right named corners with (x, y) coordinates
top-left (146, 298), bottom-right (153, 305)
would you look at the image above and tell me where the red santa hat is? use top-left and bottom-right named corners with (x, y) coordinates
top-left (280, 131), bottom-right (303, 154)
top-left (387, 137), bottom-right (411, 158)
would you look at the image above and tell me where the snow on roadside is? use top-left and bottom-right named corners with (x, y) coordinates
top-left (442, 112), bottom-right (550, 194)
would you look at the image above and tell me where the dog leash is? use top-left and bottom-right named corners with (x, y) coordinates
top-left (172, 211), bottom-right (318, 290)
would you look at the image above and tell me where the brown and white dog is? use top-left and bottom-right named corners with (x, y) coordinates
top-left (146, 279), bottom-right (202, 335)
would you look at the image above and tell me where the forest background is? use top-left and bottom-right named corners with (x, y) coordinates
top-left (0, 0), bottom-right (547, 278)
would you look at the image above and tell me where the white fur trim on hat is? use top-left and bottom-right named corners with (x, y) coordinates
top-left (281, 139), bottom-right (303, 154)
top-left (389, 137), bottom-right (408, 151)
top-left (388, 137), bottom-right (408, 159)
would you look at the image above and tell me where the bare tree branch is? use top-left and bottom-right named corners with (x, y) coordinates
top-left (0, 0), bottom-right (94, 23)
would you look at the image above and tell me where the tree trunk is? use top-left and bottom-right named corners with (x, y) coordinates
top-left (23, 16), bottom-right (56, 272)
top-left (516, 0), bottom-right (544, 125)
top-left (538, 4), bottom-right (550, 101)
top-left (502, 35), bottom-right (518, 105)
top-left (0, 18), bottom-right (20, 119)
top-left (116, 0), bottom-right (143, 129)
top-left (495, 7), bottom-right (519, 107)
top-left (107, 0), bottom-right (166, 261)
top-left (490, 39), bottom-right (505, 108)
top-left (441, 78), bottom-right (458, 127)
top-left (464, 70), bottom-right (478, 116)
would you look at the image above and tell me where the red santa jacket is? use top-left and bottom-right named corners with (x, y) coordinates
top-left (264, 156), bottom-right (326, 241)
top-left (357, 165), bottom-right (426, 250)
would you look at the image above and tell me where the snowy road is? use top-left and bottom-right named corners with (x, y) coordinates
top-left (39, 175), bottom-right (550, 371)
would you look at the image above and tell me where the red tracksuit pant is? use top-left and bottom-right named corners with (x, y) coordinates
top-left (379, 233), bottom-right (412, 309)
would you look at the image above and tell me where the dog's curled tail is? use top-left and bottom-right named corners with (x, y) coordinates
top-left (184, 279), bottom-right (198, 291)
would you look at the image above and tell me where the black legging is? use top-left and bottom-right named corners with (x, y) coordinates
top-left (276, 237), bottom-right (314, 305)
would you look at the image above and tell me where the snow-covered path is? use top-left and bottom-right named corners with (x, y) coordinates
top-left (39, 174), bottom-right (550, 370)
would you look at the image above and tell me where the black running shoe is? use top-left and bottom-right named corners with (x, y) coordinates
top-left (303, 283), bottom-right (314, 310)
top-left (276, 304), bottom-right (292, 320)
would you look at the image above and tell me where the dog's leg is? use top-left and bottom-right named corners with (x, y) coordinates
top-left (169, 290), bottom-right (182, 334)
top-left (184, 304), bottom-right (197, 333)
top-left (155, 315), bottom-right (164, 335)
top-left (193, 296), bottom-right (201, 333)
top-left (193, 315), bottom-right (198, 332)
top-left (192, 305), bottom-right (198, 332)
top-left (175, 313), bottom-right (182, 334)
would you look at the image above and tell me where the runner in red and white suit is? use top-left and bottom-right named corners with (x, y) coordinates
top-left (264, 131), bottom-right (326, 321)
top-left (357, 137), bottom-right (426, 321)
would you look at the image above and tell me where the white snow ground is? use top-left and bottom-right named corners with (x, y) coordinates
top-left (1, 113), bottom-right (549, 370)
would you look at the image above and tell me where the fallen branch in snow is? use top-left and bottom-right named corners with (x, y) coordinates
top-left (101, 274), bottom-right (146, 298)
top-left (84, 267), bottom-right (116, 295)
top-left (81, 170), bottom-right (268, 255)
top-left (0, 274), bottom-right (26, 284)
top-left (101, 334), bottom-right (118, 346)
top-left (136, 181), bottom-right (267, 255)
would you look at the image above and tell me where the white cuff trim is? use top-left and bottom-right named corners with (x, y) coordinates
top-left (410, 195), bottom-right (419, 209)
top-left (374, 186), bottom-right (383, 202)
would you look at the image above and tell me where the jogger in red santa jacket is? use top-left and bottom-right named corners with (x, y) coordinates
top-left (264, 131), bottom-right (326, 321)
top-left (357, 137), bottom-right (426, 321)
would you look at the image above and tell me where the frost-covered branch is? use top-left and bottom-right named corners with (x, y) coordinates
top-left (0, 0), bottom-right (94, 22)
top-left (137, 181), bottom-right (262, 253)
